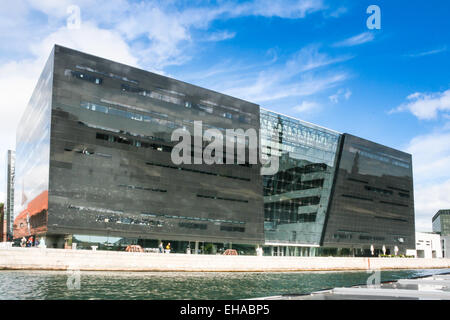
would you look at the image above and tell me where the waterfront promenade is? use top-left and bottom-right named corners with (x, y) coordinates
top-left (2, 247), bottom-right (450, 272)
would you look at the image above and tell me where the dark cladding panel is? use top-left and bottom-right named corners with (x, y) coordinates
top-left (322, 133), bottom-right (415, 252)
top-left (47, 45), bottom-right (264, 244)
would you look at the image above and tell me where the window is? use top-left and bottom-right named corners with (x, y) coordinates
top-left (220, 225), bottom-right (245, 232)
top-left (197, 194), bottom-right (249, 203)
top-left (71, 70), bottom-right (102, 85)
top-left (179, 222), bottom-right (207, 230)
top-left (96, 133), bottom-right (109, 141)
top-left (239, 115), bottom-right (250, 124)
top-left (379, 200), bottom-right (408, 208)
top-left (114, 136), bottom-right (131, 145)
top-left (398, 192), bottom-right (410, 198)
top-left (145, 161), bottom-right (251, 181)
top-left (364, 185), bottom-right (393, 196)
top-left (298, 212), bottom-right (317, 223)
top-left (342, 194), bottom-right (373, 202)
top-left (197, 104), bottom-right (213, 114)
top-left (121, 84), bottom-right (147, 96)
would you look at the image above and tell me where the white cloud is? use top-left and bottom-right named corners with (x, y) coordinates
top-left (391, 89), bottom-right (450, 120)
top-left (4, 0), bottom-right (332, 71)
top-left (326, 7), bottom-right (348, 18)
top-left (223, 69), bottom-right (348, 103)
top-left (292, 101), bottom-right (320, 113)
top-left (0, 19), bottom-right (140, 193)
top-left (204, 31), bottom-right (236, 42)
top-left (329, 88), bottom-right (352, 103)
top-left (217, 46), bottom-right (350, 103)
top-left (414, 179), bottom-right (450, 232)
top-left (33, 22), bottom-right (139, 67)
top-left (333, 32), bottom-right (375, 47)
top-left (406, 130), bottom-right (450, 231)
top-left (406, 46), bottom-right (447, 58)
top-left (406, 131), bottom-right (450, 184)
top-left (286, 45), bottom-right (352, 73)
top-left (232, 0), bottom-right (325, 19)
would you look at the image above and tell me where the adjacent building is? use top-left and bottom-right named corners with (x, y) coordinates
top-left (410, 232), bottom-right (442, 258)
top-left (432, 209), bottom-right (450, 258)
top-left (13, 45), bottom-right (415, 255)
top-left (432, 209), bottom-right (450, 235)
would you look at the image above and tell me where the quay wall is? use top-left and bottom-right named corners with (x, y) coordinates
top-left (1, 248), bottom-right (450, 272)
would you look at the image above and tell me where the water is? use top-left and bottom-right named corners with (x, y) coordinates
top-left (1, 269), bottom-right (449, 300)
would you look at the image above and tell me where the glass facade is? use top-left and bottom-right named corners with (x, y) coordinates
top-left (433, 210), bottom-right (450, 236)
top-left (260, 109), bottom-right (340, 246)
top-left (13, 50), bottom-right (53, 239)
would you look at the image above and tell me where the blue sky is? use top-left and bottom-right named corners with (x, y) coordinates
top-left (0, 0), bottom-right (449, 231)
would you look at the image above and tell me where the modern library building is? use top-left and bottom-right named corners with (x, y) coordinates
top-left (13, 45), bottom-right (415, 256)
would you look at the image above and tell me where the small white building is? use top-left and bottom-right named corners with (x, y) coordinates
top-left (410, 232), bottom-right (443, 258)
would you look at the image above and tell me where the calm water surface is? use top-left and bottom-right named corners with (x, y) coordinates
top-left (1, 269), bottom-right (449, 300)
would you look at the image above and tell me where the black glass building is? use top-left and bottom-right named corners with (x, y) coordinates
top-left (14, 45), bottom-right (415, 255)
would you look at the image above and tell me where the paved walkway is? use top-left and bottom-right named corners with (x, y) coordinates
top-left (1, 248), bottom-right (450, 272)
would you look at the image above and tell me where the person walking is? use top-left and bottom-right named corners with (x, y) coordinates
top-left (21, 237), bottom-right (26, 248)
top-left (158, 242), bottom-right (163, 253)
top-left (165, 242), bottom-right (171, 253)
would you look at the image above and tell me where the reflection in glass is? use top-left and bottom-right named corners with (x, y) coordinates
top-left (260, 109), bottom-right (340, 246)
top-left (13, 50), bottom-right (53, 238)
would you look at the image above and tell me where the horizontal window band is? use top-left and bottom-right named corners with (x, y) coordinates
top-left (179, 222), bottom-right (207, 230)
top-left (220, 225), bottom-right (245, 232)
top-left (63, 147), bottom-right (112, 159)
top-left (70, 70), bottom-right (102, 85)
top-left (347, 178), bottom-right (369, 184)
top-left (379, 200), bottom-right (409, 207)
top-left (145, 161), bottom-right (251, 182)
top-left (118, 184), bottom-right (167, 193)
top-left (197, 194), bottom-right (248, 203)
top-left (359, 235), bottom-right (385, 241)
top-left (398, 192), bottom-right (410, 198)
top-left (375, 216), bottom-right (408, 223)
top-left (387, 186), bottom-right (410, 193)
top-left (364, 185), bottom-right (393, 195)
top-left (141, 212), bottom-right (245, 225)
top-left (341, 194), bottom-right (373, 201)
top-left (68, 205), bottom-right (245, 226)
top-left (96, 132), bottom-right (253, 166)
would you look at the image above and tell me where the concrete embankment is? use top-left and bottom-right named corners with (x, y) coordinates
top-left (1, 248), bottom-right (450, 272)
